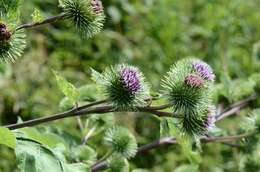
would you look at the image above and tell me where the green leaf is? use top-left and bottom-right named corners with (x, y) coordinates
top-left (15, 139), bottom-right (63, 172)
top-left (0, 127), bottom-right (16, 149)
top-left (17, 127), bottom-right (68, 151)
top-left (53, 70), bottom-right (79, 103)
top-left (15, 138), bottom-right (88, 172)
top-left (91, 68), bottom-right (105, 85)
top-left (31, 8), bottom-right (44, 23)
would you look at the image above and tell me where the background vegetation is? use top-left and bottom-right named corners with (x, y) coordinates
top-left (0, 0), bottom-right (260, 171)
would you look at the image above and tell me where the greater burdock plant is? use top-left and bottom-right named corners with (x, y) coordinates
top-left (0, 1), bottom-right (260, 172)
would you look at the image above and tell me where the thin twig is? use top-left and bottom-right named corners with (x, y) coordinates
top-left (15, 13), bottom-right (67, 31)
top-left (215, 94), bottom-right (257, 121)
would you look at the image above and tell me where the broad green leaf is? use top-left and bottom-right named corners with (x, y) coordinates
top-left (53, 70), bottom-right (79, 103)
top-left (0, 127), bottom-right (16, 149)
top-left (91, 68), bottom-right (105, 85)
top-left (31, 8), bottom-right (44, 23)
top-left (17, 128), bottom-right (68, 150)
top-left (16, 138), bottom-right (88, 172)
top-left (15, 139), bottom-right (63, 172)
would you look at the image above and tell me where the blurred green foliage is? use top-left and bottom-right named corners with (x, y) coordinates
top-left (0, 0), bottom-right (260, 171)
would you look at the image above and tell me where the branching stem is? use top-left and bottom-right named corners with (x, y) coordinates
top-left (3, 94), bottom-right (256, 130)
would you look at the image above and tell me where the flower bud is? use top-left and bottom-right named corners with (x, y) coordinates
top-left (185, 74), bottom-right (204, 88)
top-left (0, 23), bottom-right (11, 41)
top-left (91, 0), bottom-right (103, 13)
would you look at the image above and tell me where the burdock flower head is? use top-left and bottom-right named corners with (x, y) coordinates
top-left (92, 64), bottom-right (150, 110)
top-left (0, 21), bottom-right (26, 62)
top-left (61, 0), bottom-right (105, 38)
top-left (105, 126), bottom-right (137, 159)
top-left (192, 60), bottom-right (215, 81)
top-left (162, 58), bottom-right (214, 115)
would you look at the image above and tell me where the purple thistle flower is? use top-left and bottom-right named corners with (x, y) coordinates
top-left (185, 74), bottom-right (204, 88)
top-left (90, 0), bottom-right (103, 13)
top-left (192, 60), bottom-right (215, 81)
top-left (120, 67), bottom-right (141, 94)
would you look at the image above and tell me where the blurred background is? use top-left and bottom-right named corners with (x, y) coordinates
top-left (0, 0), bottom-right (260, 171)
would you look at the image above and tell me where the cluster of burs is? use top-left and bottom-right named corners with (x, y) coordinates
top-left (95, 58), bottom-right (216, 137)
top-left (0, 0), bottom-right (105, 62)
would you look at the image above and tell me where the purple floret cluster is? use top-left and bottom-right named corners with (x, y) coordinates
top-left (192, 60), bottom-right (215, 81)
top-left (120, 67), bottom-right (141, 94)
top-left (90, 0), bottom-right (103, 13)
